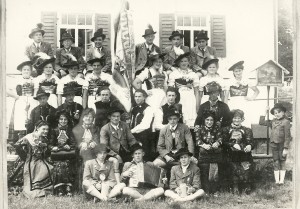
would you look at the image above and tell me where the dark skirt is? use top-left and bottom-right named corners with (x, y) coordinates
top-left (198, 147), bottom-right (223, 163)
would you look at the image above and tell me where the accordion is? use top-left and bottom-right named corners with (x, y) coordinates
top-left (128, 163), bottom-right (162, 188)
top-left (51, 150), bottom-right (76, 161)
top-left (229, 85), bottom-right (248, 97)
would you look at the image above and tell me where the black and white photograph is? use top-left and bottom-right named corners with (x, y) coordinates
top-left (0, 0), bottom-right (299, 208)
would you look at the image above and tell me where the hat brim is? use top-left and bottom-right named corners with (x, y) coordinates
top-left (167, 113), bottom-right (181, 118)
top-left (142, 31), bottom-right (157, 37)
top-left (169, 33), bottom-right (184, 41)
top-left (108, 109), bottom-right (124, 115)
top-left (202, 58), bottom-right (219, 70)
top-left (228, 61), bottom-right (244, 71)
top-left (91, 34), bottom-right (106, 42)
top-left (62, 63), bottom-right (79, 68)
top-left (36, 58), bottom-right (56, 70)
top-left (34, 92), bottom-right (50, 100)
top-left (270, 106), bottom-right (287, 115)
top-left (29, 30), bottom-right (45, 38)
top-left (175, 151), bottom-right (193, 160)
top-left (195, 37), bottom-right (209, 41)
top-left (87, 58), bottom-right (105, 65)
top-left (61, 91), bottom-right (77, 97)
top-left (17, 61), bottom-right (32, 71)
top-left (59, 38), bottom-right (75, 43)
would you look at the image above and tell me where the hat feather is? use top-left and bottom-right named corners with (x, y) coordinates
top-left (36, 23), bottom-right (44, 29)
top-left (147, 24), bottom-right (153, 30)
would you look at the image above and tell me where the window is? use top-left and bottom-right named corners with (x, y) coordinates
top-left (176, 14), bottom-right (210, 48)
top-left (57, 13), bottom-right (95, 57)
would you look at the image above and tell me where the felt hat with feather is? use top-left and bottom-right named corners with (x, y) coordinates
top-left (195, 30), bottom-right (209, 41)
top-left (34, 88), bottom-right (50, 100)
top-left (17, 61), bottom-right (32, 71)
top-left (29, 23), bottom-right (45, 38)
top-left (62, 54), bottom-right (79, 68)
top-left (169, 30), bottom-right (184, 41)
top-left (91, 28), bottom-right (106, 41)
top-left (142, 24), bottom-right (156, 37)
top-left (59, 31), bottom-right (75, 42)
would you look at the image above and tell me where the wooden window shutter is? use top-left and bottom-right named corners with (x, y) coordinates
top-left (210, 15), bottom-right (226, 57)
top-left (41, 12), bottom-right (57, 51)
top-left (159, 14), bottom-right (175, 50)
top-left (95, 14), bottom-right (111, 50)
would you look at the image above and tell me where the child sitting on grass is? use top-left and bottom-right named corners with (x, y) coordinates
top-left (121, 143), bottom-right (164, 201)
top-left (259, 103), bottom-right (291, 185)
top-left (164, 148), bottom-right (205, 202)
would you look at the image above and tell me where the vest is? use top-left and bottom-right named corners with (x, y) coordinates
top-left (130, 103), bottom-right (149, 129)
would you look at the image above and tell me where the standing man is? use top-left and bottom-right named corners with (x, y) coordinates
top-left (25, 23), bottom-right (54, 77)
top-left (130, 89), bottom-right (155, 161)
top-left (135, 25), bottom-right (161, 75)
top-left (190, 30), bottom-right (217, 78)
top-left (163, 30), bottom-right (190, 73)
top-left (86, 28), bottom-right (112, 74)
top-left (55, 31), bottom-right (86, 78)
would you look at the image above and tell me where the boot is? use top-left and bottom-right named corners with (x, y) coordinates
top-left (274, 171), bottom-right (280, 184)
top-left (279, 170), bottom-right (286, 185)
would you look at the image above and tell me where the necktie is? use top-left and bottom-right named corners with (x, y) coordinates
top-left (201, 48), bottom-right (205, 56)
top-left (37, 45), bottom-right (40, 52)
top-left (97, 48), bottom-right (101, 53)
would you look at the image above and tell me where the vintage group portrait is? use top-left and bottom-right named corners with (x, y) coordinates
top-left (1, 0), bottom-right (298, 208)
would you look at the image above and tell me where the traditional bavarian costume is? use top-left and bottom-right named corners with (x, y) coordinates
top-left (168, 53), bottom-right (200, 127)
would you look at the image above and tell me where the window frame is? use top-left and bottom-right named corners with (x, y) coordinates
top-left (56, 12), bottom-right (95, 58)
top-left (175, 13), bottom-right (211, 48)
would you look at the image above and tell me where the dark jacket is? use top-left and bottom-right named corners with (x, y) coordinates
top-left (194, 100), bottom-right (231, 128)
top-left (135, 43), bottom-right (161, 73)
top-left (259, 116), bottom-right (291, 148)
top-left (161, 103), bottom-right (183, 125)
top-left (190, 46), bottom-right (217, 72)
top-left (26, 104), bottom-right (56, 133)
top-left (55, 47), bottom-right (86, 73)
top-left (86, 46), bottom-right (112, 73)
top-left (25, 41), bottom-right (54, 61)
top-left (163, 45), bottom-right (190, 70)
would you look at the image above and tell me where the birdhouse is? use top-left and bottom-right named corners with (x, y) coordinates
top-left (255, 60), bottom-right (289, 86)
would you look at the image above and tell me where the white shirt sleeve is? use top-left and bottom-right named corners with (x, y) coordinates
top-left (168, 71), bottom-right (176, 87)
top-left (136, 68), bottom-right (149, 82)
top-left (192, 72), bottom-right (200, 87)
top-left (33, 76), bottom-right (41, 89)
top-left (131, 106), bottom-right (154, 134)
top-left (57, 79), bottom-right (64, 95)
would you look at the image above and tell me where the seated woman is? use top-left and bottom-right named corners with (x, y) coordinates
top-left (50, 110), bottom-right (76, 196)
top-left (195, 110), bottom-right (223, 194)
top-left (164, 148), bottom-right (204, 202)
top-left (222, 109), bottom-right (254, 194)
top-left (14, 120), bottom-right (53, 198)
top-left (82, 144), bottom-right (124, 202)
top-left (121, 143), bottom-right (164, 201)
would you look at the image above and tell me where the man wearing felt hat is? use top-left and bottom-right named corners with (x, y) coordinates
top-left (55, 31), bottom-right (86, 78)
top-left (56, 84), bottom-right (84, 127)
top-left (194, 81), bottom-right (231, 128)
top-left (25, 23), bottom-right (54, 77)
top-left (86, 28), bottom-right (112, 74)
top-left (190, 30), bottom-right (217, 77)
top-left (56, 58), bottom-right (88, 108)
top-left (100, 107), bottom-right (137, 163)
top-left (163, 30), bottom-right (190, 73)
top-left (135, 25), bottom-right (161, 75)
top-left (154, 108), bottom-right (196, 168)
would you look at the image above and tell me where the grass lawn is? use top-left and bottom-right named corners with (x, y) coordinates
top-left (8, 180), bottom-right (293, 209)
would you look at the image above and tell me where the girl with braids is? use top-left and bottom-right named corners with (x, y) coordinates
top-left (195, 110), bottom-right (223, 194)
top-left (14, 121), bottom-right (53, 198)
top-left (50, 110), bottom-right (76, 196)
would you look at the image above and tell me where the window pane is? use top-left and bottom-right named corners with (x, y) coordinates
top-left (193, 16), bottom-right (200, 26)
top-left (78, 14), bottom-right (85, 25)
top-left (61, 14), bottom-right (67, 24)
top-left (184, 16), bottom-right (191, 26)
top-left (177, 16), bottom-right (183, 26)
top-left (183, 30), bottom-right (190, 47)
top-left (86, 14), bottom-right (93, 25)
top-left (86, 29), bottom-right (93, 49)
top-left (201, 16), bottom-right (206, 26)
top-left (78, 29), bottom-right (86, 56)
top-left (194, 30), bottom-right (201, 47)
top-left (68, 14), bottom-right (76, 25)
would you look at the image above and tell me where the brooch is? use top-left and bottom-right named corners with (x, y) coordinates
top-left (99, 173), bottom-right (106, 181)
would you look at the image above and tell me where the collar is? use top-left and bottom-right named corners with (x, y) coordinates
top-left (167, 102), bottom-right (175, 107)
top-left (111, 123), bottom-right (120, 130)
top-left (64, 47), bottom-right (71, 52)
top-left (170, 124), bottom-right (178, 130)
top-left (209, 100), bottom-right (219, 106)
top-left (198, 46), bottom-right (207, 51)
top-left (95, 46), bottom-right (102, 51)
top-left (181, 163), bottom-right (190, 173)
top-left (145, 43), bottom-right (153, 49)
top-left (34, 42), bottom-right (41, 48)
top-left (82, 123), bottom-right (92, 130)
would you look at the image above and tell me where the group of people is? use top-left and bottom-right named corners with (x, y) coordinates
top-left (7, 23), bottom-right (292, 202)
